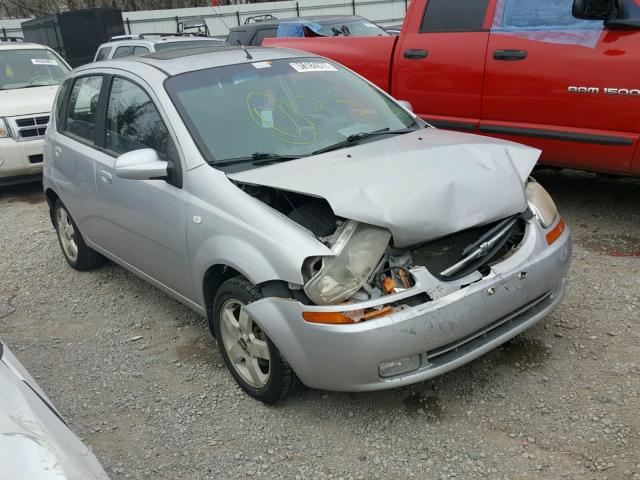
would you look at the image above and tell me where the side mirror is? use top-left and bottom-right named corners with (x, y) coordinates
top-left (397, 100), bottom-right (414, 113)
top-left (573, 0), bottom-right (640, 29)
top-left (573, 0), bottom-right (617, 19)
top-left (114, 148), bottom-right (168, 181)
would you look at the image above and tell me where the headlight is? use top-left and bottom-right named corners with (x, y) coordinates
top-left (526, 180), bottom-right (558, 228)
top-left (0, 118), bottom-right (10, 139)
top-left (304, 221), bottom-right (392, 305)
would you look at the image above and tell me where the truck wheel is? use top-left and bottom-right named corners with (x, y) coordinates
top-left (212, 276), bottom-right (301, 404)
top-left (53, 200), bottom-right (104, 271)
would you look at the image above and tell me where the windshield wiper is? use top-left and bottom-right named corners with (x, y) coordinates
top-left (312, 127), bottom-right (416, 155)
top-left (215, 152), bottom-right (303, 168)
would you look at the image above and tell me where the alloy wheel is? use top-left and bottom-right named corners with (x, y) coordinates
top-left (56, 207), bottom-right (78, 263)
top-left (219, 299), bottom-right (271, 388)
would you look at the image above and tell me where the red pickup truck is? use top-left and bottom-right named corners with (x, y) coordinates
top-left (265, 0), bottom-right (640, 176)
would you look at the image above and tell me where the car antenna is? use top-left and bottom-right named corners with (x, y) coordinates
top-left (210, 2), bottom-right (253, 60)
top-left (236, 39), bottom-right (253, 60)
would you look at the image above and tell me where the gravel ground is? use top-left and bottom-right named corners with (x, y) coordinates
top-left (1, 169), bottom-right (639, 480)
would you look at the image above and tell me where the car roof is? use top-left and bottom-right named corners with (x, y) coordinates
top-left (229, 15), bottom-right (366, 30)
top-left (99, 36), bottom-right (226, 49)
top-left (78, 45), bottom-right (319, 77)
top-left (0, 42), bottom-right (51, 51)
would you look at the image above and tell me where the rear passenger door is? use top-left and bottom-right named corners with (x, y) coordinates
top-left (393, 0), bottom-right (492, 132)
top-left (91, 75), bottom-right (194, 300)
top-left (482, 0), bottom-right (639, 174)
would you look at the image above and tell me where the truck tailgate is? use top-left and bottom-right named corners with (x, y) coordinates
top-left (263, 36), bottom-right (398, 93)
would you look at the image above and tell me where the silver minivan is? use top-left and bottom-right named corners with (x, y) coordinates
top-left (43, 47), bottom-right (571, 403)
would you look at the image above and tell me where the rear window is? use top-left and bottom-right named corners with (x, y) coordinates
top-left (420, 0), bottom-right (490, 32)
top-left (154, 40), bottom-right (227, 52)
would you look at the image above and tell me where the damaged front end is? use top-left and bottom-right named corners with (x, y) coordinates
top-left (298, 210), bottom-right (531, 323)
top-left (238, 178), bottom-right (559, 324)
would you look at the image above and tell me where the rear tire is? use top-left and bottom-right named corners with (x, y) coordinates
top-left (212, 276), bottom-right (302, 404)
top-left (53, 200), bottom-right (104, 271)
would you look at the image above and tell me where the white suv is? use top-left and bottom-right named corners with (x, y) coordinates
top-left (93, 34), bottom-right (228, 62)
top-left (0, 39), bottom-right (70, 186)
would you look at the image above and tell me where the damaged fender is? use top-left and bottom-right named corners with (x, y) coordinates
top-left (186, 168), bottom-right (333, 306)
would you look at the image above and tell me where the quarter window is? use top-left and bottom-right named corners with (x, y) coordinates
top-left (65, 76), bottom-right (103, 143)
top-left (420, 0), bottom-right (490, 32)
top-left (105, 78), bottom-right (169, 159)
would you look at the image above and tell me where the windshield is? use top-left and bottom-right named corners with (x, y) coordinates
top-left (0, 49), bottom-right (69, 91)
top-left (154, 40), bottom-right (227, 52)
top-left (165, 58), bottom-right (415, 168)
top-left (316, 20), bottom-right (388, 37)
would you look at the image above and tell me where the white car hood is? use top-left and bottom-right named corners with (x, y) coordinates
top-left (0, 343), bottom-right (109, 480)
top-left (229, 128), bottom-right (540, 247)
top-left (0, 85), bottom-right (58, 117)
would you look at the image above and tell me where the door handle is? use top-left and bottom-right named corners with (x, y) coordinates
top-left (53, 146), bottom-right (62, 158)
top-left (404, 49), bottom-right (428, 59)
top-left (493, 49), bottom-right (527, 61)
top-left (97, 169), bottom-right (112, 184)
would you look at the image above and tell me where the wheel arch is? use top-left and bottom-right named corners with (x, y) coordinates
top-left (202, 264), bottom-right (244, 325)
top-left (44, 188), bottom-right (60, 226)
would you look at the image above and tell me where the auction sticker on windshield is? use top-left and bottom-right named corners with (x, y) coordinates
top-left (290, 62), bottom-right (338, 73)
top-left (252, 61), bottom-right (272, 69)
top-left (31, 59), bottom-right (58, 66)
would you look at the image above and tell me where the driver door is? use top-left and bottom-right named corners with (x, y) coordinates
top-left (482, 0), bottom-right (639, 173)
top-left (92, 74), bottom-right (195, 300)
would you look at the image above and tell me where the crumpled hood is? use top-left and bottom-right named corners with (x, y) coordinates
top-left (0, 85), bottom-right (58, 117)
top-left (229, 128), bottom-right (540, 247)
top-left (0, 343), bottom-right (109, 480)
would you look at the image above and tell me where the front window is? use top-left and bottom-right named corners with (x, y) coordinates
top-left (0, 49), bottom-right (70, 91)
top-left (165, 58), bottom-right (416, 170)
top-left (105, 78), bottom-right (169, 159)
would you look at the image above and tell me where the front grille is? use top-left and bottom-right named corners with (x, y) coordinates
top-left (9, 114), bottom-right (50, 141)
top-left (410, 213), bottom-right (527, 280)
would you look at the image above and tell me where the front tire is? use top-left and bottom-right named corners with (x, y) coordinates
top-left (53, 200), bottom-right (104, 271)
top-left (212, 276), bottom-right (301, 404)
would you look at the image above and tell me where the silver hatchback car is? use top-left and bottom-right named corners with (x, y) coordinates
top-left (43, 46), bottom-right (571, 403)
